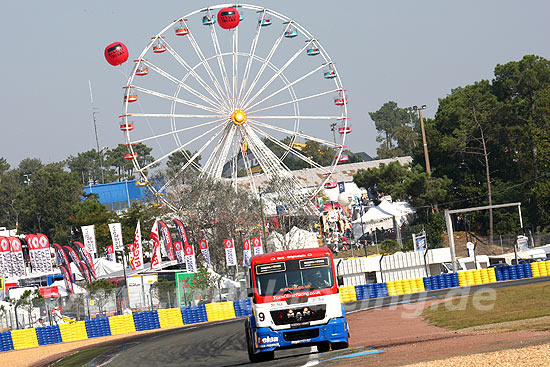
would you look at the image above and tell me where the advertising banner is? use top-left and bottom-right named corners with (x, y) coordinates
top-left (150, 221), bottom-right (161, 270)
top-left (184, 242), bottom-right (197, 273)
top-left (26, 234), bottom-right (39, 272)
top-left (224, 238), bottom-right (237, 267)
top-left (59, 264), bottom-right (74, 294)
top-left (199, 239), bottom-right (211, 265)
top-left (81, 225), bottom-right (97, 256)
top-left (36, 233), bottom-right (53, 273)
top-left (64, 245), bottom-right (92, 283)
top-left (252, 236), bottom-right (263, 255)
top-left (413, 232), bottom-right (427, 252)
top-left (158, 220), bottom-right (175, 261)
top-left (109, 223), bottom-right (124, 251)
top-left (74, 242), bottom-right (97, 280)
top-left (9, 237), bottom-right (25, 277)
top-left (172, 219), bottom-right (189, 264)
top-left (52, 243), bottom-right (70, 268)
top-left (106, 245), bottom-right (116, 262)
top-left (130, 221), bottom-right (144, 270)
top-left (174, 242), bottom-right (184, 263)
top-left (0, 237), bottom-right (12, 277)
top-left (243, 239), bottom-right (252, 267)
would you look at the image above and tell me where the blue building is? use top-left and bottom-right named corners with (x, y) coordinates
top-left (83, 180), bottom-right (148, 212)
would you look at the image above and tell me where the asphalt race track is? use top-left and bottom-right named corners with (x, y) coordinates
top-left (89, 276), bottom-right (550, 367)
top-left (98, 318), bottom-right (321, 367)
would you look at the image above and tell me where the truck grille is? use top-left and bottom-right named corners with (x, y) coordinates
top-left (283, 328), bottom-right (319, 341)
top-left (270, 305), bottom-right (326, 326)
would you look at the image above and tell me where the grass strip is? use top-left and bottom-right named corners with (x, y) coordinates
top-left (51, 345), bottom-right (115, 367)
top-left (422, 282), bottom-right (550, 330)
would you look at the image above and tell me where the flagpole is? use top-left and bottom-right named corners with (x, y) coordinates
top-left (121, 250), bottom-right (130, 310)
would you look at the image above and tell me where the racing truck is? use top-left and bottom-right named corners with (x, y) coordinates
top-left (245, 247), bottom-right (349, 362)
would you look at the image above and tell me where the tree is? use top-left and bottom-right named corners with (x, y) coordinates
top-left (434, 81), bottom-right (501, 244)
top-left (150, 278), bottom-right (175, 308)
top-left (85, 279), bottom-right (116, 316)
top-left (369, 101), bottom-right (419, 158)
top-left (18, 163), bottom-right (83, 243)
top-left (66, 149), bottom-right (104, 185)
top-left (70, 195), bottom-right (116, 255)
top-left (17, 289), bottom-right (44, 328)
top-left (380, 239), bottom-right (399, 254)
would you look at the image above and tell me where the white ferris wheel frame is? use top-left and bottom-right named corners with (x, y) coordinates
top-left (120, 3), bottom-right (349, 212)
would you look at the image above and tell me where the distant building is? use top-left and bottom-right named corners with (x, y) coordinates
top-left (83, 180), bottom-right (148, 213)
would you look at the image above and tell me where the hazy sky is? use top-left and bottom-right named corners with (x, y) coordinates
top-left (1, 0), bottom-right (548, 168)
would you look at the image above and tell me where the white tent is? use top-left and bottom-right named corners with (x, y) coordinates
top-left (352, 200), bottom-right (415, 238)
top-left (93, 258), bottom-right (123, 277)
top-left (50, 280), bottom-right (87, 297)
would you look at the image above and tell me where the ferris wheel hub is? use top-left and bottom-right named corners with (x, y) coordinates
top-left (231, 109), bottom-right (247, 125)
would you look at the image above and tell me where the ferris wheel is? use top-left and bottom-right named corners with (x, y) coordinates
top-left (120, 3), bottom-right (350, 212)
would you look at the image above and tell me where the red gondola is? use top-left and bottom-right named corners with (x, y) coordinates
top-left (324, 181), bottom-right (337, 189)
top-left (124, 94), bottom-right (138, 103)
top-left (338, 154), bottom-right (349, 163)
top-left (175, 19), bottom-right (190, 35)
top-left (124, 152), bottom-right (138, 160)
top-left (338, 126), bottom-right (352, 134)
top-left (120, 123), bottom-right (134, 131)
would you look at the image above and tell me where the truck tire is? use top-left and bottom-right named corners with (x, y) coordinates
top-left (331, 341), bottom-right (349, 350)
top-left (317, 341), bottom-right (330, 353)
top-left (245, 320), bottom-right (275, 362)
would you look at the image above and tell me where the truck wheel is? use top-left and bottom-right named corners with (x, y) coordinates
top-left (331, 341), bottom-right (349, 350)
top-left (317, 341), bottom-right (330, 353)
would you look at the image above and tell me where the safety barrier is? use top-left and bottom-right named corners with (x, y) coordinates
top-left (108, 314), bottom-right (136, 335)
top-left (133, 311), bottom-right (160, 331)
top-left (2, 262), bottom-right (549, 352)
top-left (181, 304), bottom-right (208, 324)
top-left (157, 308), bottom-right (184, 328)
top-left (36, 325), bottom-right (62, 345)
top-left (205, 301), bottom-right (236, 321)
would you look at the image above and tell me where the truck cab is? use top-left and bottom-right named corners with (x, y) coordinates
top-left (245, 248), bottom-right (349, 362)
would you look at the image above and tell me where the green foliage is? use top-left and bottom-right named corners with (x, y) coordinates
top-left (380, 239), bottom-right (400, 254)
top-left (70, 196), bottom-right (116, 255)
top-left (369, 101), bottom-right (419, 158)
top-left (85, 279), bottom-right (116, 314)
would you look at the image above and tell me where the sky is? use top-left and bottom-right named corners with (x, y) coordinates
top-left (1, 0), bottom-right (549, 168)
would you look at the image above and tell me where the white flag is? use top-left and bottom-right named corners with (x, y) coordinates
top-left (243, 239), bottom-right (252, 267)
top-left (224, 238), bottom-right (237, 267)
top-left (150, 221), bottom-right (162, 270)
top-left (109, 223), bottom-right (124, 251)
top-left (252, 236), bottom-right (264, 255)
top-left (199, 239), bottom-right (211, 265)
top-left (130, 221), bottom-right (144, 270)
top-left (184, 242), bottom-right (197, 273)
top-left (81, 225), bottom-right (97, 255)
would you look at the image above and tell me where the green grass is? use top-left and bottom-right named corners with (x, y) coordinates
top-left (51, 345), bottom-right (115, 367)
top-left (422, 282), bottom-right (550, 330)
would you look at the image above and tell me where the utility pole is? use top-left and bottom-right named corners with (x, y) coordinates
top-left (89, 80), bottom-right (104, 184)
top-left (413, 105), bottom-right (431, 177)
top-left (330, 122), bottom-right (337, 144)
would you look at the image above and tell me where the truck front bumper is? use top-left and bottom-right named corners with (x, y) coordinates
top-left (253, 317), bottom-right (348, 353)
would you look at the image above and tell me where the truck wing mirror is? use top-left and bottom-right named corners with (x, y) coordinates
top-left (337, 276), bottom-right (344, 287)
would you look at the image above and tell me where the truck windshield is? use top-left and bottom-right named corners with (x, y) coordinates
top-left (254, 257), bottom-right (333, 296)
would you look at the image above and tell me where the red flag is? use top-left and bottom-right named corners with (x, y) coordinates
top-left (158, 220), bottom-right (175, 261)
top-left (150, 221), bottom-right (161, 269)
top-left (74, 242), bottom-right (97, 280)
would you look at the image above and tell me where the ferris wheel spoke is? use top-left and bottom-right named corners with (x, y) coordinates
top-left (238, 12), bottom-right (265, 103)
top-left (244, 64), bottom-right (326, 110)
top-left (162, 40), bottom-right (226, 108)
top-left (249, 89), bottom-right (337, 114)
top-left (183, 20), bottom-right (232, 109)
top-left (242, 126), bottom-right (308, 204)
top-left (236, 128), bottom-right (258, 194)
top-left (202, 124), bottom-right (236, 178)
top-left (249, 118), bottom-right (339, 147)
top-left (250, 125), bottom-right (329, 171)
top-left (128, 113), bottom-right (224, 119)
top-left (250, 115), bottom-right (341, 120)
top-left (160, 125), bottom-right (228, 192)
top-left (129, 118), bottom-right (225, 145)
top-left (138, 122), bottom-right (226, 172)
top-left (132, 86), bottom-right (221, 113)
top-left (243, 40), bottom-right (313, 108)
top-left (232, 26), bottom-right (238, 107)
top-left (141, 60), bottom-right (220, 108)
top-left (239, 19), bottom-right (290, 105)
top-left (208, 22), bottom-right (233, 103)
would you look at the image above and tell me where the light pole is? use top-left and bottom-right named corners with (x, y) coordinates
top-left (259, 191), bottom-right (267, 245)
top-left (413, 105), bottom-right (431, 177)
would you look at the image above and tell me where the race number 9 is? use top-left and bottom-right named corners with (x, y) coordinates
top-left (258, 312), bottom-right (265, 322)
